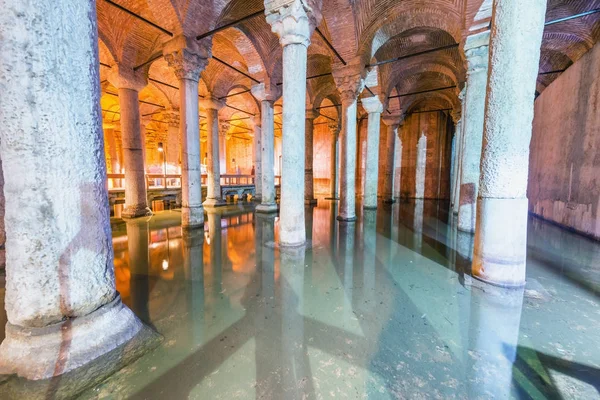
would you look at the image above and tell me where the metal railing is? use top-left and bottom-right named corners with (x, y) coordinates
top-left (107, 173), bottom-right (281, 190)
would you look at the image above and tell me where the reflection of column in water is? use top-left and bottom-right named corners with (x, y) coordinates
top-left (183, 227), bottom-right (205, 347)
top-left (280, 245), bottom-right (307, 398)
top-left (126, 220), bottom-right (151, 325)
top-left (305, 206), bottom-right (314, 286)
top-left (207, 211), bottom-right (222, 296)
top-left (362, 210), bottom-right (377, 310)
top-left (330, 202), bottom-right (339, 258)
top-left (259, 214), bottom-right (276, 300)
top-left (339, 221), bottom-right (356, 325)
top-left (468, 286), bottom-right (524, 399)
top-left (413, 199), bottom-right (424, 252)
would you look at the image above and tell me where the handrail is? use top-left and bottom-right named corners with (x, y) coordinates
top-left (107, 173), bottom-right (281, 190)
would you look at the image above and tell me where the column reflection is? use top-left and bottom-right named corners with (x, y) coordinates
top-left (206, 211), bottom-right (223, 298)
top-left (126, 220), bottom-right (151, 325)
top-left (182, 227), bottom-right (205, 347)
top-left (338, 221), bottom-right (356, 325)
top-left (362, 210), bottom-right (377, 311)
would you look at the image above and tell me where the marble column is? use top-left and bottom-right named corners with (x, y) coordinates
top-left (164, 109), bottom-right (181, 174)
top-left (252, 115), bottom-right (262, 201)
top-left (332, 59), bottom-right (366, 221)
top-left (325, 123), bottom-right (340, 200)
top-left (164, 36), bottom-right (211, 227)
top-left (382, 115), bottom-right (402, 203)
top-left (305, 109), bottom-right (319, 205)
top-left (0, 154), bottom-right (4, 271)
top-left (107, 65), bottom-right (151, 218)
top-left (200, 97), bottom-right (226, 208)
top-left (0, 0), bottom-right (142, 379)
top-left (452, 87), bottom-right (467, 214)
top-left (449, 118), bottom-right (462, 209)
top-left (251, 82), bottom-right (281, 214)
top-left (393, 132), bottom-right (403, 200)
top-left (458, 32), bottom-right (490, 233)
top-left (415, 132), bottom-right (427, 199)
top-left (266, 0), bottom-right (321, 246)
top-left (103, 124), bottom-right (120, 174)
top-left (219, 122), bottom-right (228, 174)
top-left (361, 97), bottom-right (383, 209)
top-left (473, 0), bottom-right (547, 287)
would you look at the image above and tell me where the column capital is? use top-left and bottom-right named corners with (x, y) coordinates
top-left (332, 58), bottom-right (366, 104)
top-left (464, 31), bottom-right (490, 74)
top-left (328, 122), bottom-right (340, 136)
top-left (458, 85), bottom-right (467, 101)
top-left (382, 114), bottom-right (403, 128)
top-left (163, 35), bottom-right (211, 82)
top-left (265, 0), bottom-right (322, 47)
top-left (251, 115), bottom-right (262, 128)
top-left (251, 82), bottom-right (282, 102)
top-left (107, 63), bottom-right (147, 91)
top-left (199, 96), bottom-right (224, 111)
top-left (451, 108), bottom-right (461, 124)
top-left (220, 122), bottom-right (231, 138)
top-left (361, 96), bottom-right (383, 114)
top-left (163, 109), bottom-right (180, 128)
top-left (305, 109), bottom-right (320, 120)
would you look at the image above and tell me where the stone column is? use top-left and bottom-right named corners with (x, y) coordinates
top-left (452, 87), bottom-right (467, 214)
top-left (200, 97), bottom-right (226, 208)
top-left (381, 115), bottom-right (402, 203)
top-left (107, 65), bottom-right (151, 218)
top-left (251, 82), bottom-right (281, 213)
top-left (361, 97), bottom-right (383, 209)
top-left (252, 115), bottom-right (262, 201)
top-left (305, 109), bottom-right (319, 205)
top-left (0, 0), bottom-right (142, 379)
top-left (415, 132), bottom-right (427, 199)
top-left (265, 0), bottom-right (321, 246)
top-left (332, 59), bottom-right (366, 221)
top-left (449, 118), bottom-right (462, 208)
top-left (458, 32), bottom-right (490, 233)
top-left (164, 109), bottom-right (181, 174)
top-left (219, 122), bottom-right (228, 174)
top-left (164, 36), bottom-right (211, 227)
top-left (325, 123), bottom-right (340, 200)
top-left (393, 132), bottom-right (403, 200)
top-left (103, 124), bottom-right (119, 174)
top-left (473, 0), bottom-right (547, 287)
top-left (0, 154), bottom-right (4, 271)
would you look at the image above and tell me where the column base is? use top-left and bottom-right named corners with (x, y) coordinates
top-left (337, 215), bottom-right (357, 222)
top-left (203, 198), bottom-right (227, 208)
top-left (472, 197), bottom-right (528, 288)
top-left (304, 198), bottom-right (317, 205)
top-left (252, 195), bottom-right (262, 203)
top-left (182, 205), bottom-right (205, 228)
top-left (0, 295), bottom-right (143, 381)
top-left (255, 203), bottom-right (279, 214)
top-left (121, 205), bottom-right (152, 219)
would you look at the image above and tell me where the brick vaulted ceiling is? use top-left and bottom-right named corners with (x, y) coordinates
top-left (96, 0), bottom-right (600, 132)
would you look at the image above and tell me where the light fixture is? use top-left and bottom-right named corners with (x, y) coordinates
top-left (157, 142), bottom-right (164, 152)
top-left (162, 259), bottom-right (169, 270)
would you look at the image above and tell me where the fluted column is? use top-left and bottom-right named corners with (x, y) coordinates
top-left (251, 82), bottom-right (281, 214)
top-left (200, 97), bottom-right (226, 208)
top-left (164, 36), bottom-right (211, 227)
top-left (107, 64), bottom-right (151, 218)
top-left (325, 123), bottom-right (340, 200)
top-left (381, 115), bottom-right (402, 203)
top-left (473, 0), bottom-right (547, 287)
top-left (361, 96), bottom-right (383, 209)
top-left (458, 32), bottom-right (490, 233)
top-left (453, 87), bottom-right (467, 214)
top-left (333, 59), bottom-right (366, 221)
top-left (252, 115), bottom-right (262, 201)
top-left (305, 109), bottom-right (319, 205)
top-left (266, 0), bottom-right (322, 246)
top-left (0, 0), bottom-right (142, 379)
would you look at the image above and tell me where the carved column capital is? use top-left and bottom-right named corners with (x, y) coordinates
top-left (361, 96), bottom-right (384, 114)
top-left (305, 109), bottom-right (320, 121)
top-left (464, 31), bottom-right (490, 75)
top-left (251, 82), bottom-right (282, 102)
top-left (328, 122), bottom-right (340, 137)
top-left (332, 58), bottom-right (366, 104)
top-left (107, 63), bottom-right (147, 92)
top-left (265, 0), bottom-right (322, 47)
top-left (199, 96), bottom-right (224, 111)
top-left (163, 109), bottom-right (180, 128)
top-left (382, 114), bottom-right (403, 128)
top-left (163, 36), bottom-right (211, 82)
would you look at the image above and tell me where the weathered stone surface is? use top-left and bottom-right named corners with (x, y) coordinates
top-left (361, 97), bottom-right (383, 209)
top-left (201, 98), bottom-right (226, 208)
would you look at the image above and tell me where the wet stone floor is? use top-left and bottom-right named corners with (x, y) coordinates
top-left (3, 200), bottom-right (600, 399)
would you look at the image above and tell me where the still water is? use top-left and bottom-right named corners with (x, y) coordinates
top-left (74, 200), bottom-right (600, 398)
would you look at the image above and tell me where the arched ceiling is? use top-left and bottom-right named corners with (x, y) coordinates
top-left (95, 0), bottom-right (600, 130)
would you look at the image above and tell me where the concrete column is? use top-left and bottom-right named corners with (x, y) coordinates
top-left (252, 82), bottom-right (281, 213)
top-left (107, 65), bottom-right (151, 218)
top-left (0, 0), bottom-right (142, 379)
top-left (200, 97), bottom-right (226, 208)
top-left (164, 36), bottom-right (211, 227)
top-left (266, 0), bottom-right (321, 246)
top-left (325, 123), bottom-right (340, 200)
top-left (458, 32), bottom-right (490, 233)
top-left (361, 97), bottom-right (383, 209)
top-left (252, 115), bottom-right (262, 201)
top-left (304, 109), bottom-right (319, 205)
top-left (416, 132), bottom-right (427, 199)
top-left (473, 0), bottom-right (547, 287)
top-left (333, 59), bottom-right (366, 221)
top-left (382, 116), bottom-right (402, 203)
